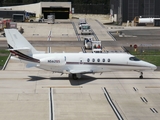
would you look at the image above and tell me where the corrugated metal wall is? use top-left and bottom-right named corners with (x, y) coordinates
top-left (72, 4), bottom-right (109, 14)
top-left (111, 0), bottom-right (159, 22)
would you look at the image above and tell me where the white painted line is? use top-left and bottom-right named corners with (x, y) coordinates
top-left (133, 87), bottom-right (138, 91)
top-left (43, 86), bottom-right (82, 88)
top-left (49, 88), bottom-right (51, 120)
top-left (150, 108), bottom-right (158, 113)
top-left (51, 88), bottom-right (55, 120)
top-left (2, 53), bottom-right (11, 70)
top-left (102, 87), bottom-right (123, 120)
top-left (49, 88), bottom-right (54, 120)
top-left (47, 30), bottom-right (52, 53)
top-left (140, 97), bottom-right (148, 103)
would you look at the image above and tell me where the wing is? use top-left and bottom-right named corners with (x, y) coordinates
top-left (69, 70), bottom-right (93, 74)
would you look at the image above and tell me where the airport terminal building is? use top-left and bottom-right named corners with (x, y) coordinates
top-left (1, 2), bottom-right (71, 19)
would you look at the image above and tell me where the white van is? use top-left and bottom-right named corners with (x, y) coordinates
top-left (81, 24), bottom-right (92, 35)
top-left (78, 18), bottom-right (86, 30)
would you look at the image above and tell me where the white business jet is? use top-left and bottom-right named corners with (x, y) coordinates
top-left (4, 29), bottom-right (157, 80)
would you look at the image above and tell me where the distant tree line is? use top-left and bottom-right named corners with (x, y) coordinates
top-left (1, 0), bottom-right (109, 6)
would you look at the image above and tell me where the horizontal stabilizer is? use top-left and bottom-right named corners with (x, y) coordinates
top-left (26, 63), bottom-right (38, 68)
top-left (9, 47), bottom-right (32, 56)
top-left (11, 56), bottom-right (19, 60)
top-left (9, 49), bottom-right (40, 63)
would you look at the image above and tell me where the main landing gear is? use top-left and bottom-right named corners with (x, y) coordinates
top-left (70, 74), bottom-right (82, 80)
top-left (139, 72), bottom-right (143, 79)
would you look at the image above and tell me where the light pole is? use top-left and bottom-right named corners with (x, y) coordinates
top-left (118, 0), bottom-right (122, 24)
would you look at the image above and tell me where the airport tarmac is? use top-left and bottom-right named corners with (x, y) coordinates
top-left (1, 70), bottom-right (160, 120)
top-left (1, 16), bottom-right (160, 120)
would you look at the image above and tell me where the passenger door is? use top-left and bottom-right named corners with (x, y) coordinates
top-left (79, 58), bottom-right (84, 64)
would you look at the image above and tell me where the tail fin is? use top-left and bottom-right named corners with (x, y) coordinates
top-left (5, 29), bottom-right (40, 64)
top-left (4, 29), bottom-right (38, 55)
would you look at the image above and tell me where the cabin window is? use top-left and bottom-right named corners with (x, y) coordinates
top-left (92, 58), bottom-right (95, 62)
top-left (108, 59), bottom-right (110, 62)
top-left (87, 58), bottom-right (90, 62)
top-left (129, 57), bottom-right (140, 61)
top-left (97, 58), bottom-right (100, 62)
top-left (102, 58), bottom-right (105, 62)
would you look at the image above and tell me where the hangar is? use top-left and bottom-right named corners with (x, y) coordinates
top-left (4, 2), bottom-right (71, 19)
top-left (41, 2), bottom-right (71, 19)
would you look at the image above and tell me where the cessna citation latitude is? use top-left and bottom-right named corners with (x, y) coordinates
top-left (5, 29), bottom-right (157, 80)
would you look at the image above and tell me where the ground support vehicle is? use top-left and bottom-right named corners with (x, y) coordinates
top-left (29, 17), bottom-right (44, 23)
top-left (78, 18), bottom-right (86, 30)
top-left (83, 36), bottom-right (94, 49)
top-left (81, 24), bottom-right (92, 35)
top-left (0, 10), bottom-right (26, 19)
top-left (12, 14), bottom-right (25, 22)
top-left (0, 18), bottom-right (24, 37)
top-left (47, 15), bottom-right (55, 24)
top-left (92, 41), bottom-right (102, 53)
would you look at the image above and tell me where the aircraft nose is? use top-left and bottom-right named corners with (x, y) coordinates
top-left (150, 64), bottom-right (157, 70)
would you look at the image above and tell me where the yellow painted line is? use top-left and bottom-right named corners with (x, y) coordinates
top-left (145, 86), bottom-right (160, 88)
top-left (42, 86), bottom-right (83, 88)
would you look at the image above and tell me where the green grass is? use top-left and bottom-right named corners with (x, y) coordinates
top-left (0, 50), bottom-right (9, 67)
top-left (0, 56), bottom-right (9, 66)
top-left (126, 48), bottom-right (160, 66)
top-left (0, 49), bottom-right (9, 54)
top-left (129, 49), bottom-right (160, 55)
top-left (135, 55), bottom-right (160, 66)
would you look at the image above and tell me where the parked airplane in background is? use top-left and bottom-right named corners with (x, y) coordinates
top-left (4, 29), bottom-right (157, 80)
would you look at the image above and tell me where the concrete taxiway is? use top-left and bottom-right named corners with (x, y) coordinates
top-left (1, 16), bottom-right (160, 120)
top-left (0, 70), bottom-right (160, 120)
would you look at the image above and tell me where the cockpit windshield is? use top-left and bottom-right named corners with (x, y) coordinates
top-left (129, 57), bottom-right (140, 61)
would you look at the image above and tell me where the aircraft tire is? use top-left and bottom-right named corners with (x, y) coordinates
top-left (139, 72), bottom-right (143, 79)
top-left (72, 74), bottom-right (78, 80)
top-left (139, 75), bottom-right (143, 79)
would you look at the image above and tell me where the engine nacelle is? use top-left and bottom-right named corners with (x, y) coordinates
top-left (40, 56), bottom-right (66, 66)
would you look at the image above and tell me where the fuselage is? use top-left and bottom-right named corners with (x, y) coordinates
top-left (32, 52), bottom-right (157, 73)
top-left (5, 29), bottom-right (157, 79)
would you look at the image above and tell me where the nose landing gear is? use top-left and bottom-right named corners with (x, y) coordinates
top-left (139, 72), bottom-right (143, 79)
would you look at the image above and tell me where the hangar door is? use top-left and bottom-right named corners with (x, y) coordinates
top-left (42, 7), bottom-right (70, 19)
